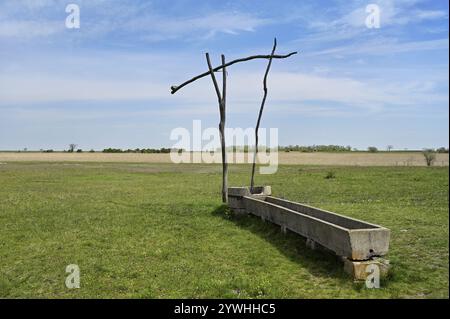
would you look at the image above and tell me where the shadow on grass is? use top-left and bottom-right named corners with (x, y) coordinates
top-left (212, 204), bottom-right (351, 282)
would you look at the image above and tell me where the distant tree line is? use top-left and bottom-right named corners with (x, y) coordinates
top-left (222, 146), bottom-right (275, 153)
top-left (280, 145), bottom-right (449, 153)
top-left (26, 145), bottom-right (449, 154)
top-left (280, 145), bottom-right (352, 152)
top-left (102, 148), bottom-right (173, 153)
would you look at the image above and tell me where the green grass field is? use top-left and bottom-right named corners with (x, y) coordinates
top-left (0, 162), bottom-right (448, 298)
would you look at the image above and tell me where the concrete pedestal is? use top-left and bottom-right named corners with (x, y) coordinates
top-left (342, 257), bottom-right (390, 280)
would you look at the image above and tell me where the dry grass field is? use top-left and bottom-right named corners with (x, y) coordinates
top-left (0, 151), bottom-right (448, 166)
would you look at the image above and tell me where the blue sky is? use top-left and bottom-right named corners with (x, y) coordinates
top-left (0, 0), bottom-right (448, 150)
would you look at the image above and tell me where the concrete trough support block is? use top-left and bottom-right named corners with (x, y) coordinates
top-left (306, 238), bottom-right (317, 250)
top-left (227, 186), bottom-right (271, 215)
top-left (228, 196), bottom-right (247, 216)
top-left (342, 257), bottom-right (390, 281)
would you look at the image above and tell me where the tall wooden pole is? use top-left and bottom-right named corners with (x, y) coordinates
top-left (250, 38), bottom-right (277, 192)
top-left (220, 54), bottom-right (228, 203)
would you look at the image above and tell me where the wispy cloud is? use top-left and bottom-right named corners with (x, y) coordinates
top-left (0, 20), bottom-right (63, 38)
top-left (0, 0), bottom-right (270, 41)
top-left (307, 0), bottom-right (448, 30)
top-left (293, 0), bottom-right (449, 52)
top-left (306, 37), bottom-right (449, 57)
top-left (2, 63), bottom-right (446, 119)
top-left (132, 12), bottom-right (271, 41)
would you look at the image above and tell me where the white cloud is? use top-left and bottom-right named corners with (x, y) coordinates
top-left (296, 0), bottom-right (448, 51)
top-left (414, 10), bottom-right (448, 20)
top-left (1, 66), bottom-right (447, 119)
top-left (121, 11), bottom-right (271, 42)
top-left (0, 0), bottom-right (270, 41)
top-left (307, 37), bottom-right (449, 57)
top-left (0, 20), bottom-right (63, 38)
top-left (331, 0), bottom-right (447, 28)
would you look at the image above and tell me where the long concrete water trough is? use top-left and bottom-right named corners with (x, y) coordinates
top-left (228, 186), bottom-right (391, 280)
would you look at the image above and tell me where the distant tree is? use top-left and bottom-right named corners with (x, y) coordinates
top-left (422, 149), bottom-right (436, 167)
top-left (76, 149), bottom-right (82, 153)
top-left (103, 148), bottom-right (123, 153)
top-left (437, 147), bottom-right (449, 153)
top-left (387, 145), bottom-right (393, 152)
top-left (89, 149), bottom-right (95, 153)
top-left (68, 144), bottom-right (77, 153)
top-left (368, 146), bottom-right (378, 153)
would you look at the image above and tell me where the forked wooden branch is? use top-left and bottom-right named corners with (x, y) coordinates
top-left (171, 51), bottom-right (297, 94)
top-left (206, 53), bottom-right (228, 203)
